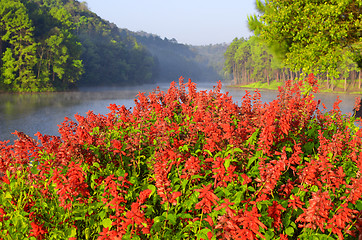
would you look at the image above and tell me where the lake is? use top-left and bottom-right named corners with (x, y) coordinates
top-left (0, 80), bottom-right (360, 142)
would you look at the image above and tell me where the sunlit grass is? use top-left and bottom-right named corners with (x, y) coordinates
top-left (228, 79), bottom-right (362, 94)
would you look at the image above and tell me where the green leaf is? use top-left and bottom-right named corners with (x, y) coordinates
top-left (356, 200), bottom-right (362, 211)
top-left (224, 157), bottom-right (231, 170)
top-left (191, 174), bottom-right (204, 180)
top-left (285, 146), bottom-right (293, 152)
top-left (285, 226), bottom-right (295, 236)
top-left (5, 192), bottom-right (12, 199)
top-left (248, 186), bottom-right (256, 192)
top-left (204, 149), bottom-right (213, 156)
top-left (247, 150), bottom-right (263, 169)
top-left (282, 210), bottom-right (292, 227)
top-left (101, 218), bottom-right (113, 229)
top-left (84, 228), bottom-right (90, 239)
top-left (310, 185), bottom-right (319, 192)
top-left (233, 189), bottom-right (244, 205)
top-left (147, 184), bottom-right (156, 197)
top-left (246, 128), bottom-right (260, 146)
top-left (167, 213), bottom-right (177, 225)
top-left (196, 228), bottom-right (212, 239)
top-left (247, 155), bottom-right (258, 169)
top-left (93, 162), bottom-right (100, 168)
top-left (264, 230), bottom-right (275, 240)
top-left (177, 213), bottom-right (193, 219)
top-left (68, 227), bottom-right (77, 238)
top-left (181, 179), bottom-right (189, 191)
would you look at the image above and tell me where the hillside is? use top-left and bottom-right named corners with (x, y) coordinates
top-left (0, 0), bottom-right (157, 92)
top-left (0, 0), bottom-right (230, 92)
top-left (128, 30), bottom-right (229, 83)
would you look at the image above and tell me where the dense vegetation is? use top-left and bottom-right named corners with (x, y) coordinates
top-left (225, 0), bottom-right (362, 91)
top-left (0, 0), bottom-right (157, 92)
top-left (0, 76), bottom-right (361, 239)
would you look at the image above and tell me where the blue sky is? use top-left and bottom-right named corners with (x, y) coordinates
top-left (83, 0), bottom-right (259, 45)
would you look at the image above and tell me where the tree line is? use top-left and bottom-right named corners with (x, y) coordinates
top-left (0, 0), bottom-right (157, 92)
top-left (225, 0), bottom-right (362, 91)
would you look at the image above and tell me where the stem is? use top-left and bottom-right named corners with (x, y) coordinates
top-left (255, 181), bottom-right (267, 197)
top-left (346, 217), bottom-right (359, 232)
top-left (197, 210), bottom-right (204, 237)
top-left (162, 202), bottom-right (170, 238)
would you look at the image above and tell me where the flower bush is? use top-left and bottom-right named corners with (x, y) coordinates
top-left (0, 74), bottom-right (361, 239)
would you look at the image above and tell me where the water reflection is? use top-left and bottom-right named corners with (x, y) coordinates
top-left (0, 81), bottom-right (360, 142)
top-left (0, 86), bottom-right (152, 142)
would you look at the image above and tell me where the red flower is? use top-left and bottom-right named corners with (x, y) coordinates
top-left (279, 233), bottom-right (289, 240)
top-left (169, 191), bottom-right (182, 206)
top-left (306, 73), bottom-right (318, 87)
top-left (326, 203), bottom-right (358, 239)
top-left (195, 184), bottom-right (219, 213)
top-left (267, 201), bottom-right (286, 230)
top-left (356, 217), bottom-right (362, 240)
top-left (1, 175), bottom-right (10, 185)
top-left (296, 191), bottom-right (333, 231)
top-left (29, 222), bottom-right (48, 239)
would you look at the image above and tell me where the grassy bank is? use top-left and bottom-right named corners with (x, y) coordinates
top-left (228, 79), bottom-right (362, 94)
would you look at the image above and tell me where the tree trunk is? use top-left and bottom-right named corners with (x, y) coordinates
top-left (326, 71), bottom-right (330, 90)
top-left (283, 68), bottom-right (286, 82)
top-left (0, 37), bottom-right (2, 65)
top-left (232, 64), bottom-right (237, 84)
top-left (243, 64), bottom-right (246, 84)
top-left (247, 68), bottom-right (250, 83)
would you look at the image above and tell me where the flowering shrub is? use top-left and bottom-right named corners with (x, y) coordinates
top-left (0, 74), bottom-right (361, 239)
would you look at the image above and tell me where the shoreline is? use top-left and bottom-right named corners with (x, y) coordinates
top-left (226, 82), bottom-right (362, 95)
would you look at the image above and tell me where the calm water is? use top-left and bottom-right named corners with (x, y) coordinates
top-left (0, 81), bottom-right (360, 142)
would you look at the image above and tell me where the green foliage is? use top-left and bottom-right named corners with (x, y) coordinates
top-left (74, 7), bottom-right (156, 86)
top-left (247, 0), bottom-right (362, 90)
top-left (0, 0), bottom-right (38, 91)
top-left (0, 0), bottom-right (158, 92)
top-left (224, 36), bottom-right (281, 85)
top-left (225, 34), bottom-right (362, 91)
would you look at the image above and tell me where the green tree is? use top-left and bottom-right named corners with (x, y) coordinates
top-left (0, 0), bottom-right (38, 91)
top-left (249, 0), bottom-right (362, 88)
top-left (224, 38), bottom-right (246, 84)
top-left (0, 0), bottom-right (156, 92)
top-left (0, 0), bottom-right (84, 91)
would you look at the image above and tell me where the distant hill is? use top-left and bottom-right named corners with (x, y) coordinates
top-left (191, 44), bottom-right (231, 82)
top-left (59, 0), bottom-right (157, 87)
top-left (126, 30), bottom-right (229, 83)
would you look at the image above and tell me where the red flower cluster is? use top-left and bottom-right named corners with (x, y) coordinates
top-left (0, 74), bottom-right (361, 239)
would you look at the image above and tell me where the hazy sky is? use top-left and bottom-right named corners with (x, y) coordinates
top-left (83, 0), bottom-right (259, 46)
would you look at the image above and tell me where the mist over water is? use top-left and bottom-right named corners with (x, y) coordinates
top-left (0, 80), bottom-right (360, 142)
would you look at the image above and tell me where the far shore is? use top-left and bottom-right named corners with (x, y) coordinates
top-left (226, 80), bottom-right (362, 95)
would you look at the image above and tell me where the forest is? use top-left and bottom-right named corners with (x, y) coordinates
top-left (0, 0), bottom-right (157, 92)
top-left (225, 0), bottom-right (362, 92)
